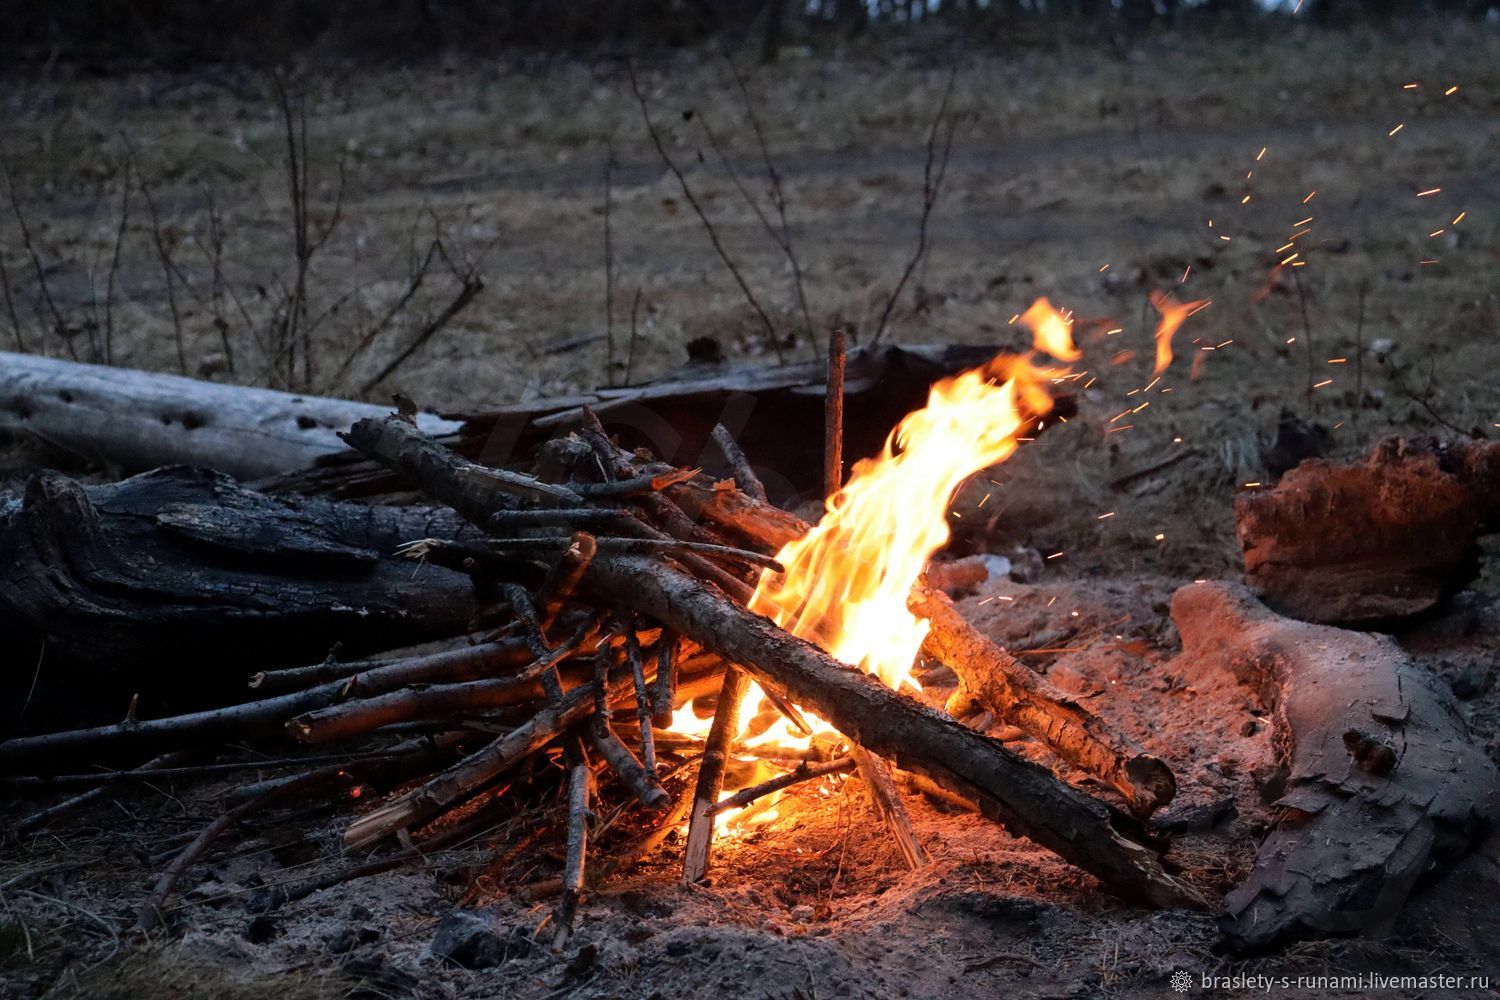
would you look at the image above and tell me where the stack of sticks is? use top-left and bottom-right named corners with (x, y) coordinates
top-left (1, 340), bottom-right (1206, 944)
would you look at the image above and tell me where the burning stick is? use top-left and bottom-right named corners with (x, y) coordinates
top-left (822, 323), bottom-right (928, 870)
top-left (681, 667), bottom-right (751, 883)
top-left (623, 627), bottom-right (657, 772)
top-left (649, 631), bottom-right (678, 728)
top-left (909, 581), bottom-right (1177, 817)
top-left (710, 757), bottom-right (857, 816)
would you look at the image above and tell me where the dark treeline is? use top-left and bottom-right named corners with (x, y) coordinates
top-left (0, 0), bottom-right (1494, 71)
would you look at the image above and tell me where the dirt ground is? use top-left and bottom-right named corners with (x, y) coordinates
top-left (3, 19), bottom-right (1500, 999)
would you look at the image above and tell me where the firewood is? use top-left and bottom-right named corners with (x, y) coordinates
top-left (908, 581), bottom-right (1177, 817)
top-left (622, 628), bottom-right (658, 772)
top-left (660, 462), bottom-right (1179, 817)
top-left (682, 667), bottom-right (752, 883)
top-left (584, 552), bottom-right (1207, 909)
top-left (552, 738), bottom-right (592, 949)
top-left (1172, 581), bottom-right (1500, 952)
top-left (342, 413), bottom-right (1207, 907)
top-left (708, 757), bottom-right (857, 815)
top-left (710, 423), bottom-right (766, 503)
top-left (649, 632), bottom-right (679, 728)
top-left (0, 638), bottom-right (533, 770)
top-left (285, 676), bottom-right (547, 744)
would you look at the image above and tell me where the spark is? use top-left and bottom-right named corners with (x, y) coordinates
top-left (1417, 188), bottom-right (1441, 198)
top-left (1280, 253), bottom-right (1300, 265)
top-left (1430, 229), bottom-right (1445, 238)
top-left (1243, 482), bottom-right (1262, 488)
top-left (1046, 551), bottom-right (1065, 560)
top-left (1288, 227), bottom-right (1312, 240)
top-left (1295, 216), bottom-right (1313, 226)
top-left (1286, 336), bottom-right (1296, 344)
top-left (1419, 258), bottom-right (1440, 265)
top-left (1445, 85), bottom-right (1459, 96)
top-left (1328, 357), bottom-right (1347, 364)
top-left (1291, 261), bottom-right (1307, 267)
top-left (1181, 265), bottom-right (1192, 283)
top-left (1313, 379), bottom-right (1333, 389)
top-left (1100, 263), bottom-right (1111, 272)
top-left (1452, 212), bottom-right (1466, 225)
top-left (1220, 235), bottom-right (1232, 241)
top-left (1097, 512), bottom-right (1116, 520)
top-left (1154, 533), bottom-right (1165, 541)
top-left (1389, 123), bottom-right (1405, 136)
top-left (1241, 195), bottom-right (1252, 205)
top-left (1106, 424), bottom-right (1134, 434)
top-left (1276, 242), bottom-right (1296, 253)
top-left (978, 492), bottom-right (990, 508)
top-left (1403, 82), bottom-right (1420, 90)
top-left (1105, 327), bottom-right (1123, 336)
top-left (1302, 191), bottom-right (1317, 204)
top-left (1256, 147), bottom-right (1267, 161)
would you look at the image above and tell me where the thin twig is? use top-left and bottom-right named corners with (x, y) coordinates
top-left (626, 62), bottom-right (785, 364)
top-left (824, 327), bottom-right (846, 498)
top-left (709, 757), bottom-right (855, 815)
top-left (682, 667), bottom-right (750, 882)
top-left (871, 66), bottom-right (959, 346)
top-left (711, 423), bottom-right (767, 503)
top-left (552, 736), bottom-right (592, 949)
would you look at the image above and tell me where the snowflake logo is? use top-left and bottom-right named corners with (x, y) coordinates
top-left (1170, 970), bottom-right (1194, 993)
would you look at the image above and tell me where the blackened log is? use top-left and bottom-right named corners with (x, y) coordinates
top-left (0, 467), bottom-right (487, 698)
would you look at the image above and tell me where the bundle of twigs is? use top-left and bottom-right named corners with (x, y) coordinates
top-left (2, 367), bottom-right (1206, 944)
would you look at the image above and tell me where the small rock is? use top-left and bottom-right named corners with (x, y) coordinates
top-left (790, 904), bottom-right (814, 923)
top-left (429, 908), bottom-right (534, 970)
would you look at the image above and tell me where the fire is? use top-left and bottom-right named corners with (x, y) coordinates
top-left (1150, 290), bottom-right (1210, 375)
top-left (677, 293), bottom-right (1199, 832)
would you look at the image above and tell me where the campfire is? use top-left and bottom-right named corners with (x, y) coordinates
top-left (3, 297), bottom-right (1494, 962)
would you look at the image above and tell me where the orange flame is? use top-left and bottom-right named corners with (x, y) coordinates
top-left (1149, 290), bottom-right (1210, 375)
top-left (1019, 297), bottom-right (1081, 362)
top-left (678, 299), bottom-right (1072, 833)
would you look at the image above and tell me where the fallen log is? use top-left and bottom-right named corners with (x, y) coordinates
top-left (343, 413), bottom-right (1208, 909)
top-left (1235, 436), bottom-right (1500, 624)
top-left (1172, 581), bottom-right (1500, 952)
top-left (0, 351), bottom-right (460, 481)
top-left (0, 466), bottom-right (487, 694)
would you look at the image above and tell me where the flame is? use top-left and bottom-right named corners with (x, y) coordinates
top-left (1019, 297), bottom-right (1081, 362)
top-left (1149, 290), bottom-right (1210, 375)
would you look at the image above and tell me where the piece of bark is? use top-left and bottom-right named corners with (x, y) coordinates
top-left (909, 581), bottom-right (1176, 818)
top-left (1235, 436), bottom-right (1500, 624)
top-left (1171, 581), bottom-right (1500, 952)
top-left (0, 351), bottom-right (459, 481)
top-left (0, 466), bottom-right (486, 691)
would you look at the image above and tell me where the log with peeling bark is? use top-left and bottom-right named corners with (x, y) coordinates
top-left (1235, 435), bottom-right (1500, 625)
top-left (342, 414), bottom-right (1208, 909)
top-left (0, 465), bottom-right (486, 695)
top-left (0, 351), bottom-right (460, 481)
top-left (1172, 581), bottom-right (1500, 952)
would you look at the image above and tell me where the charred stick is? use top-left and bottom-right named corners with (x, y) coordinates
top-left (824, 327), bottom-right (846, 499)
top-left (484, 535), bottom-right (783, 571)
top-left (247, 634), bottom-right (530, 693)
top-left (286, 676), bottom-right (547, 744)
top-left (682, 666), bottom-right (751, 883)
top-left (13, 752), bottom-right (186, 837)
top-left (650, 632), bottom-right (679, 728)
top-left (6, 749), bottom-right (426, 792)
top-left (138, 764), bottom-right (342, 930)
top-left (501, 583), bottom-right (565, 702)
top-left (552, 736), bottom-right (592, 949)
top-left (536, 532), bottom-right (597, 632)
top-left (908, 581), bottom-right (1176, 818)
top-left (709, 757), bottom-right (856, 815)
top-left (623, 627), bottom-right (657, 772)
top-left (711, 423), bottom-right (767, 503)
top-left (487, 508), bottom-right (638, 532)
top-left (572, 466), bottom-right (699, 498)
top-left (586, 723), bottom-right (668, 810)
top-left (343, 677), bottom-right (611, 850)
top-left (0, 640), bottom-right (532, 771)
